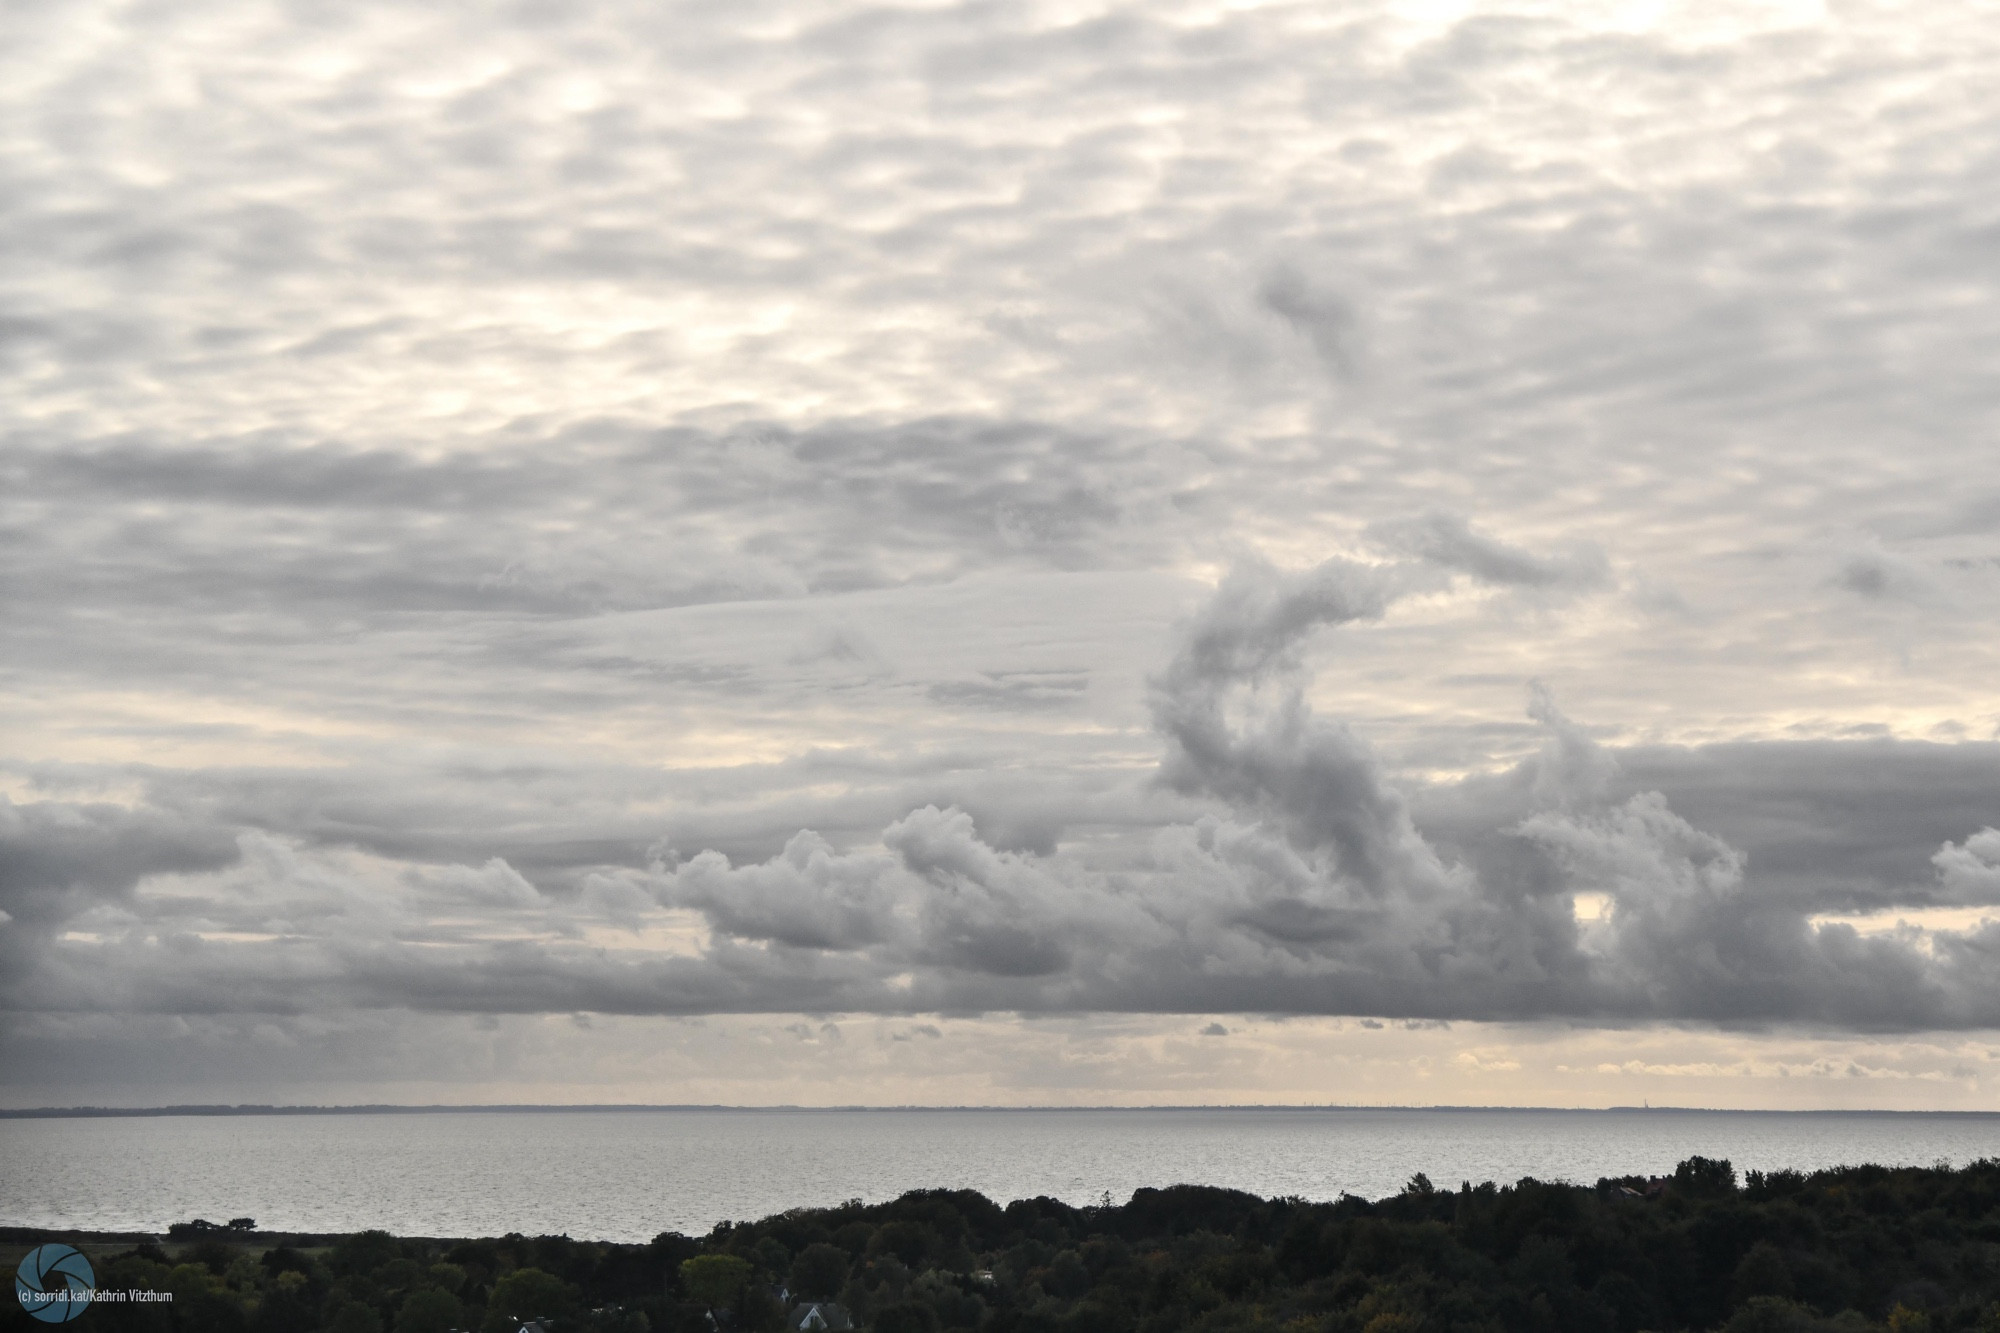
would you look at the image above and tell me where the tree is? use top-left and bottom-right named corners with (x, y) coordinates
top-left (396, 1287), bottom-right (464, 1333)
top-left (327, 1304), bottom-right (384, 1333)
top-left (870, 1221), bottom-right (934, 1269)
top-left (680, 1254), bottom-right (756, 1311)
top-left (873, 1301), bottom-right (940, 1333)
top-left (1675, 1156), bottom-right (1739, 1196)
top-left (790, 1243), bottom-right (850, 1301)
top-left (331, 1231), bottom-right (404, 1278)
top-left (1733, 1242), bottom-right (1794, 1303)
top-left (483, 1266), bottom-right (577, 1331)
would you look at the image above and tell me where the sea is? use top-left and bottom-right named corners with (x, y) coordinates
top-left (4, 1108), bottom-right (1997, 1244)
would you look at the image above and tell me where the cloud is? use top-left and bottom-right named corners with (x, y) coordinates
top-left (9, 0), bottom-right (2000, 1100)
top-left (12, 554), bottom-right (2000, 1032)
top-left (1257, 264), bottom-right (1359, 380)
top-left (1367, 514), bottom-right (1609, 592)
top-left (666, 829), bottom-right (899, 953)
top-left (0, 421), bottom-right (1183, 638)
top-left (0, 797), bottom-right (239, 936)
top-left (1573, 742), bottom-right (2000, 914)
top-left (1933, 829), bottom-right (2000, 906)
top-left (1832, 548), bottom-right (1935, 603)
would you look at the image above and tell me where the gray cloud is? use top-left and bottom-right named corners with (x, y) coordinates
top-left (0, 798), bottom-right (241, 1013)
top-left (1367, 513), bottom-right (1610, 591)
top-left (1475, 741), bottom-right (2000, 915)
top-left (8, 0), bottom-right (2000, 1096)
top-left (10, 555), bottom-right (1999, 1031)
top-left (1933, 830), bottom-right (2000, 907)
top-left (0, 420), bottom-right (1181, 634)
top-left (0, 798), bottom-right (238, 934)
top-left (1257, 264), bottom-right (1359, 380)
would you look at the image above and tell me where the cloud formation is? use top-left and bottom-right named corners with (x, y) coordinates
top-left (7, 0), bottom-right (2000, 1099)
top-left (9, 553), bottom-right (1998, 1035)
top-left (630, 561), bottom-right (2000, 1027)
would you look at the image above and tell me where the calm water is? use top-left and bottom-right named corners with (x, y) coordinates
top-left (4, 1108), bottom-right (1997, 1244)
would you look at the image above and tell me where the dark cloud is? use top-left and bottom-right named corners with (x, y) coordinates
top-left (0, 798), bottom-right (240, 1011)
top-left (13, 556), bottom-right (1999, 1032)
top-left (0, 797), bottom-right (239, 933)
top-left (1416, 740), bottom-right (2000, 915)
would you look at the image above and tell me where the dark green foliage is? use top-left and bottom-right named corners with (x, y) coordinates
top-left (261, 1246), bottom-right (317, 1280)
top-left (680, 1252), bottom-right (756, 1308)
top-left (254, 1279), bottom-right (321, 1332)
top-left (1681, 1157), bottom-right (1744, 1197)
top-left (874, 1220), bottom-right (942, 1269)
top-left (794, 1241), bottom-right (853, 1299)
top-left (483, 1265), bottom-right (578, 1329)
top-left (876, 1300), bottom-right (942, 1333)
top-left (184, 1238), bottom-right (239, 1275)
top-left (14, 1157), bottom-right (2000, 1332)
top-left (329, 1231), bottom-right (402, 1278)
top-left (392, 1286), bottom-right (462, 1333)
top-left (326, 1304), bottom-right (383, 1333)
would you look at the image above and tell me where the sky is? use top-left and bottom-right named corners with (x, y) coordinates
top-left (5, 0), bottom-right (2000, 1110)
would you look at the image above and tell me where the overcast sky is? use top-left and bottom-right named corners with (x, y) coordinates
top-left (6, 0), bottom-right (2000, 1109)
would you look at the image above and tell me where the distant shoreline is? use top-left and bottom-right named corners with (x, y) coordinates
top-left (6, 1103), bottom-right (1998, 1120)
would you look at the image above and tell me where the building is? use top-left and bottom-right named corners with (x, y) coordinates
top-left (786, 1301), bottom-right (854, 1331)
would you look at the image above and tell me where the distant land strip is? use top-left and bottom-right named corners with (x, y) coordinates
top-left (6, 1103), bottom-right (2000, 1119)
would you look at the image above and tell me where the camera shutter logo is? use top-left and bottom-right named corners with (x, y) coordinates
top-left (16, 1244), bottom-right (95, 1323)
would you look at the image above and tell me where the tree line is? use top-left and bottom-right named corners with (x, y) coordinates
top-left (9, 1156), bottom-right (2000, 1332)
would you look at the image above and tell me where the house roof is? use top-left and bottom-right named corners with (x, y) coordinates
top-left (786, 1300), bottom-right (853, 1331)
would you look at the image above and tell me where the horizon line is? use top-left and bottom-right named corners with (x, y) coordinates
top-left (6, 1102), bottom-right (1998, 1119)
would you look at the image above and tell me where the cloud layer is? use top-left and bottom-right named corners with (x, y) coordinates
top-left (6, 0), bottom-right (2000, 1100)
top-left (8, 552), bottom-right (1999, 1037)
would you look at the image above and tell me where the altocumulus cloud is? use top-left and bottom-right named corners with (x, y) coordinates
top-left (7, 0), bottom-right (2000, 1097)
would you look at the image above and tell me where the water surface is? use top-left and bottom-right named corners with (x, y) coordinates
top-left (4, 1108), bottom-right (1995, 1243)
